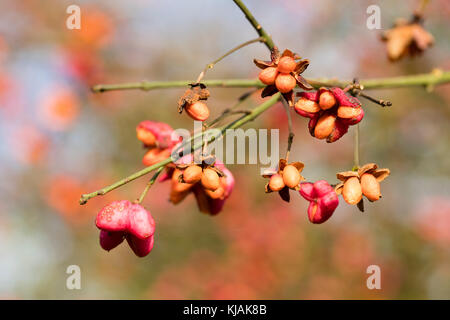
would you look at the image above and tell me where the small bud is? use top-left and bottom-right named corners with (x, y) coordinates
top-left (258, 67), bottom-right (278, 85)
top-left (342, 176), bottom-right (362, 205)
top-left (277, 56), bottom-right (297, 73)
top-left (201, 168), bottom-right (220, 191)
top-left (275, 73), bottom-right (296, 93)
top-left (182, 165), bottom-right (202, 184)
top-left (282, 165), bottom-right (301, 189)
top-left (185, 101), bottom-right (210, 121)
top-left (314, 114), bottom-right (336, 139)
top-left (360, 173), bottom-right (381, 201)
top-left (269, 174), bottom-right (285, 191)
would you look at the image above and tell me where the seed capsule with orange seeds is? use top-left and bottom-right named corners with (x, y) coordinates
top-left (335, 163), bottom-right (390, 208)
top-left (201, 168), bottom-right (220, 191)
top-left (342, 176), bottom-right (362, 205)
top-left (254, 47), bottom-right (312, 105)
top-left (258, 67), bottom-right (278, 85)
top-left (268, 174), bottom-right (285, 192)
top-left (185, 101), bottom-right (210, 121)
top-left (282, 165), bottom-right (302, 189)
top-left (263, 159), bottom-right (305, 202)
top-left (182, 165), bottom-right (203, 184)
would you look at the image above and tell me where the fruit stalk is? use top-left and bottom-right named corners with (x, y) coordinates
top-left (92, 70), bottom-right (450, 93)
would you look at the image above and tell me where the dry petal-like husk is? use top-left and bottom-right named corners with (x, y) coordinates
top-left (294, 59), bottom-right (310, 74)
top-left (253, 59), bottom-right (273, 69)
top-left (357, 198), bottom-right (365, 212)
top-left (278, 186), bottom-right (290, 202)
top-left (281, 49), bottom-right (295, 58)
top-left (334, 182), bottom-right (344, 195)
top-left (261, 85), bottom-right (278, 98)
top-left (178, 85), bottom-right (210, 112)
top-left (294, 74), bottom-right (313, 90)
top-left (372, 168), bottom-right (390, 182)
top-left (358, 163), bottom-right (378, 176)
top-left (336, 171), bottom-right (359, 181)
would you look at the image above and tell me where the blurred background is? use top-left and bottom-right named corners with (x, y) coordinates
top-left (0, 0), bottom-right (449, 299)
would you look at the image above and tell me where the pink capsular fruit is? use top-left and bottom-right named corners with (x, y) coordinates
top-left (99, 230), bottom-right (125, 251)
top-left (327, 119), bottom-right (349, 143)
top-left (126, 234), bottom-right (155, 258)
top-left (299, 180), bottom-right (339, 224)
top-left (96, 200), bottom-right (156, 257)
top-left (96, 200), bottom-right (131, 232)
top-left (127, 203), bottom-right (155, 239)
top-left (194, 166), bottom-right (235, 215)
top-left (137, 120), bottom-right (176, 149)
top-left (299, 182), bottom-right (316, 201)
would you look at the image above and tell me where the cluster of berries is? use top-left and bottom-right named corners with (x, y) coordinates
top-left (264, 159), bottom-right (305, 202)
top-left (335, 163), bottom-right (390, 206)
top-left (294, 87), bottom-right (364, 143)
top-left (177, 83), bottom-right (211, 121)
top-left (255, 48), bottom-right (364, 143)
top-left (164, 156), bottom-right (235, 215)
top-left (254, 48), bottom-right (312, 105)
top-left (263, 160), bottom-right (390, 224)
top-left (136, 120), bottom-right (178, 166)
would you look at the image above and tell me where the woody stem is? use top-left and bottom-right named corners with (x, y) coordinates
top-left (232, 0), bottom-right (275, 51)
top-left (353, 124), bottom-right (360, 169)
top-left (194, 37), bottom-right (265, 84)
top-left (281, 97), bottom-right (294, 162)
top-left (415, 0), bottom-right (431, 17)
top-left (91, 70), bottom-right (450, 93)
top-left (136, 166), bottom-right (165, 204)
top-left (79, 93), bottom-right (281, 205)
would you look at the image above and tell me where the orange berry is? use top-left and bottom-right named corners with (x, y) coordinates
top-left (201, 168), bottom-right (220, 191)
top-left (294, 98), bottom-right (320, 113)
top-left (342, 177), bottom-right (362, 205)
top-left (182, 165), bottom-right (203, 184)
top-left (205, 186), bottom-right (225, 199)
top-left (360, 173), bottom-right (381, 201)
top-left (258, 67), bottom-right (278, 85)
top-left (314, 114), bottom-right (336, 139)
top-left (318, 91), bottom-right (336, 110)
top-left (185, 101), bottom-right (210, 121)
top-left (269, 174), bottom-right (285, 191)
top-left (337, 106), bottom-right (362, 119)
top-left (283, 165), bottom-right (301, 189)
top-left (171, 169), bottom-right (193, 193)
top-left (169, 189), bottom-right (190, 204)
top-left (275, 73), bottom-right (296, 93)
top-left (142, 148), bottom-right (171, 166)
top-left (277, 56), bottom-right (297, 73)
top-left (136, 128), bottom-right (156, 147)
